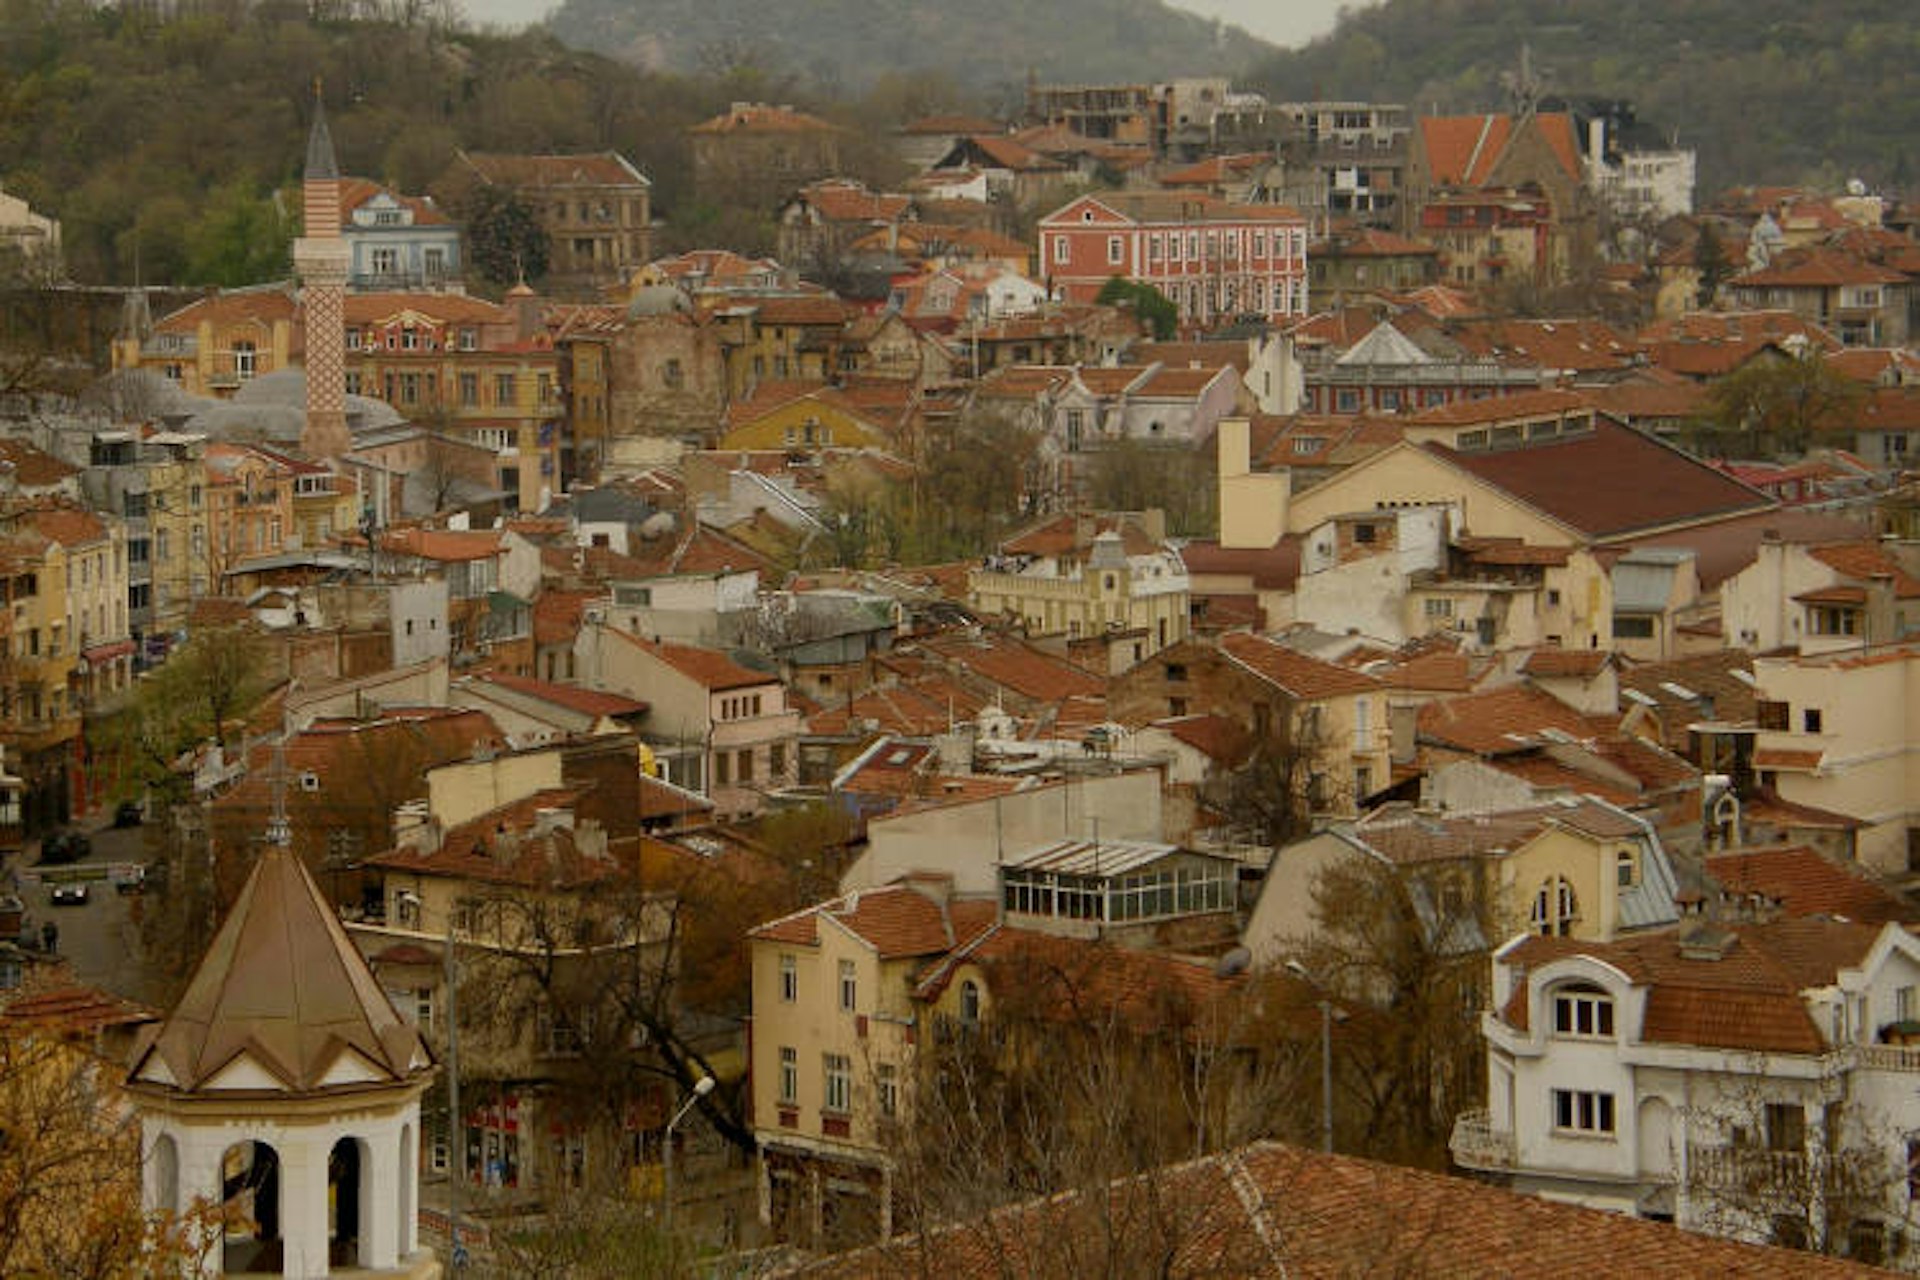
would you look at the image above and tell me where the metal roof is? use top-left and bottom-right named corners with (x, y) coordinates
top-left (1001, 837), bottom-right (1219, 879)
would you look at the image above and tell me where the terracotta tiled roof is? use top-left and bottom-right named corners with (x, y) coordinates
top-left (790, 1137), bottom-right (1876, 1278)
top-left (532, 588), bottom-right (600, 648)
top-left (1521, 648), bottom-right (1614, 678)
top-left (1417, 682), bottom-right (1598, 756)
top-left (921, 926), bottom-right (1240, 1025)
top-left (0, 438), bottom-right (78, 487)
top-left (458, 151), bottom-right (648, 188)
top-left (1158, 151), bottom-right (1273, 187)
top-left (469, 671), bottom-right (646, 718)
top-left (1754, 747), bottom-right (1825, 772)
top-left (1219, 633), bottom-right (1384, 701)
top-left (1156, 713), bottom-right (1251, 764)
top-left (809, 677), bottom-right (986, 738)
top-left (1432, 418), bottom-right (1774, 539)
top-left (1, 984), bottom-right (156, 1034)
top-left (154, 286), bottom-right (298, 334)
top-left (1707, 846), bottom-right (1912, 925)
top-left (20, 505), bottom-right (108, 546)
top-left (1807, 540), bottom-right (1920, 596)
top-left (750, 881), bottom-right (998, 961)
top-left (1500, 919), bottom-right (1883, 1057)
top-left (911, 633), bottom-right (1104, 704)
top-left (343, 292), bottom-right (510, 326)
top-left (1853, 386), bottom-right (1920, 433)
top-left (1405, 386), bottom-right (1590, 427)
top-left (792, 179), bottom-right (911, 223)
top-left (1732, 247), bottom-right (1907, 289)
top-left (1177, 537), bottom-right (1301, 591)
top-left (1368, 648), bottom-right (1481, 693)
top-left (609, 629), bottom-right (777, 692)
top-left (690, 103), bottom-right (838, 135)
top-left (1440, 319), bottom-right (1638, 373)
top-left (380, 527), bottom-right (503, 562)
top-left (750, 294), bottom-right (855, 326)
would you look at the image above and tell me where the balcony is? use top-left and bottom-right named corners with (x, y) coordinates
top-left (1686, 1143), bottom-right (1807, 1193)
top-left (1449, 1108), bottom-right (1515, 1171)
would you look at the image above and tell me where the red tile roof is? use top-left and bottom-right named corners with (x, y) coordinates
top-left (458, 151), bottom-right (648, 188)
top-left (1417, 683), bottom-right (1598, 756)
top-left (1432, 418), bottom-right (1775, 539)
top-left (0, 438), bottom-right (78, 487)
top-left (469, 671), bottom-right (646, 718)
top-left (1219, 633), bottom-right (1384, 700)
top-left (380, 527), bottom-right (503, 562)
top-left (1521, 648), bottom-right (1614, 678)
top-left (793, 1138), bottom-right (1874, 1278)
top-left (610, 629), bottom-right (778, 691)
top-left (1500, 919), bottom-right (1882, 1056)
top-left (911, 633), bottom-right (1104, 704)
top-left (750, 881), bottom-right (998, 960)
top-left (1707, 846), bottom-right (1911, 925)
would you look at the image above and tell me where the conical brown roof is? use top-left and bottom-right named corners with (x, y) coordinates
top-left (129, 845), bottom-right (431, 1094)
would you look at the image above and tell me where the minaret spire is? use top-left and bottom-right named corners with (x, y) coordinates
top-left (296, 76), bottom-right (353, 463)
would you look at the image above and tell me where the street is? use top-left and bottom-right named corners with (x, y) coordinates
top-left (12, 817), bottom-right (165, 1006)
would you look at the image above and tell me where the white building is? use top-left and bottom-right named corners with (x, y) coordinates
top-left (125, 843), bottom-right (437, 1277)
top-left (1454, 915), bottom-right (1920, 1267)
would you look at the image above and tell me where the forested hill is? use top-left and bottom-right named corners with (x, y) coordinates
top-left (543, 0), bottom-right (1272, 94)
top-left (1245, 0), bottom-right (1919, 195)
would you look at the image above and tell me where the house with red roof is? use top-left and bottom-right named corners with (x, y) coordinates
top-left (1749, 641), bottom-right (1920, 872)
top-left (1458, 915), bottom-right (1920, 1260)
top-left (440, 150), bottom-right (652, 295)
top-left (1729, 247), bottom-right (1911, 347)
top-left (574, 622), bottom-right (799, 820)
top-left (1036, 191), bottom-right (1310, 329)
top-left (1720, 536), bottom-right (1920, 654)
top-left (1407, 110), bottom-right (1596, 289)
top-left (1108, 631), bottom-right (1390, 826)
top-left (337, 176), bottom-right (461, 292)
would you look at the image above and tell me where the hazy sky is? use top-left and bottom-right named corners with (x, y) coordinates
top-left (1169, 0), bottom-right (1359, 47)
top-left (459, 0), bottom-right (1363, 47)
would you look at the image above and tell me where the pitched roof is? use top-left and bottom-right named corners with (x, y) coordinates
top-left (789, 1139), bottom-right (1872, 1278)
top-left (1707, 846), bottom-right (1912, 926)
top-left (1417, 682), bottom-right (1599, 756)
top-left (128, 845), bottom-right (431, 1094)
top-left (690, 103), bottom-right (838, 135)
top-left (1218, 633), bottom-right (1384, 700)
top-left (610, 628), bottom-right (777, 691)
top-left (1431, 418), bottom-right (1775, 539)
top-left (459, 151), bottom-right (649, 189)
top-left (750, 880), bottom-right (998, 961)
top-left (468, 670), bottom-right (646, 718)
top-left (1499, 919), bottom-right (1883, 1057)
top-left (0, 438), bottom-right (78, 487)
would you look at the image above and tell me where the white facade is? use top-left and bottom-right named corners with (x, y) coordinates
top-left (1458, 921), bottom-right (1920, 1265)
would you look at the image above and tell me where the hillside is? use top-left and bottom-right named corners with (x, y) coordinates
top-left (1245, 0), bottom-right (1920, 195)
top-left (544, 0), bottom-right (1273, 93)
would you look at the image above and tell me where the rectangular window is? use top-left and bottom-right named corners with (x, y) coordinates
top-left (1551, 1088), bottom-right (1616, 1135)
top-left (823, 1053), bottom-right (851, 1114)
top-left (459, 372), bottom-right (479, 406)
top-left (495, 373), bottom-right (516, 404)
top-left (877, 1063), bottom-right (898, 1119)
top-left (714, 752), bottom-right (730, 786)
top-left (1803, 708), bottom-right (1823, 734)
top-left (1423, 597), bottom-right (1454, 618)
top-left (778, 1047), bottom-right (798, 1105)
top-left (771, 743), bottom-right (786, 777)
top-left (1107, 236), bottom-right (1123, 265)
top-left (737, 748), bottom-right (754, 783)
top-left (1552, 992), bottom-right (1615, 1038)
top-left (1765, 1103), bottom-right (1806, 1153)
top-left (838, 959), bottom-right (857, 1012)
top-left (1053, 236), bottom-right (1069, 265)
top-left (780, 953), bottom-right (798, 1002)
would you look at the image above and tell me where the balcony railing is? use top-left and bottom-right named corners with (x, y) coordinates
top-left (1449, 1108), bottom-right (1515, 1171)
top-left (1686, 1143), bottom-right (1808, 1192)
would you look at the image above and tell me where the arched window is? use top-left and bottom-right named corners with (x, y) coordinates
top-left (959, 980), bottom-right (981, 1026)
top-left (1616, 848), bottom-right (1638, 888)
top-left (151, 1132), bottom-right (179, 1216)
top-left (1532, 876), bottom-right (1578, 937)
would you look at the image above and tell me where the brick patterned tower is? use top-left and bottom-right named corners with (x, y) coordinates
top-left (295, 86), bottom-right (353, 462)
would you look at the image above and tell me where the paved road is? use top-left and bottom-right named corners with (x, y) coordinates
top-left (12, 818), bottom-right (166, 1005)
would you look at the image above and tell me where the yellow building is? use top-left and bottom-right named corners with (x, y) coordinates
top-left (749, 879), bottom-right (998, 1251)
top-left (716, 385), bottom-right (894, 453)
top-left (968, 512), bottom-right (1192, 656)
top-left (115, 287), bottom-right (299, 397)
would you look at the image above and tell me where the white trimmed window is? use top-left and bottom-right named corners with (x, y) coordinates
top-left (779, 953), bottom-right (797, 1002)
top-left (1552, 986), bottom-right (1614, 1038)
top-left (1551, 1088), bottom-right (1615, 1135)
top-left (838, 959), bottom-right (857, 1012)
top-left (1053, 237), bottom-right (1069, 265)
top-left (1107, 236), bottom-right (1123, 265)
top-left (778, 1046), bottom-right (797, 1105)
top-left (823, 1053), bottom-right (851, 1113)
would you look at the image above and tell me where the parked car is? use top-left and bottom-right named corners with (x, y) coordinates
top-left (37, 831), bottom-right (90, 866)
top-left (49, 883), bottom-right (89, 907)
top-left (112, 800), bottom-right (143, 828)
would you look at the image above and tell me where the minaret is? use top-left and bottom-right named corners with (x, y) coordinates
top-left (296, 82), bottom-right (353, 462)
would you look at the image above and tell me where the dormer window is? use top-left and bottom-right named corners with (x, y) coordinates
top-left (1532, 876), bottom-right (1578, 937)
top-left (1552, 984), bottom-right (1615, 1038)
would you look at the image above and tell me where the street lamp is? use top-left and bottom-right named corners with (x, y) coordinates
top-left (663, 1074), bottom-right (715, 1237)
top-left (1286, 960), bottom-right (1346, 1154)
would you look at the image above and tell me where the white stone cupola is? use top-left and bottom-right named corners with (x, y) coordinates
top-left (124, 843), bottom-right (438, 1277)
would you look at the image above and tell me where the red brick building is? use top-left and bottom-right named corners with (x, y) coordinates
top-left (1036, 192), bottom-right (1309, 328)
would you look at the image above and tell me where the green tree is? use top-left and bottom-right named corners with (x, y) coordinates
top-left (183, 180), bottom-right (292, 287)
top-left (1700, 351), bottom-right (1864, 458)
top-left (460, 183), bottom-right (550, 289)
top-left (1095, 275), bottom-right (1178, 340)
top-left (1695, 221), bottom-right (1734, 308)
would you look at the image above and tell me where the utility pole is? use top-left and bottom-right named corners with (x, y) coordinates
top-left (445, 905), bottom-right (466, 1273)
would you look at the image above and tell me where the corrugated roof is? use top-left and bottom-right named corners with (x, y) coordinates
top-left (1001, 837), bottom-right (1185, 878)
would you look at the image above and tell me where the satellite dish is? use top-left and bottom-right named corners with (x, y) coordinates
top-left (1847, 178), bottom-right (1867, 196)
top-left (1215, 946), bottom-right (1252, 978)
